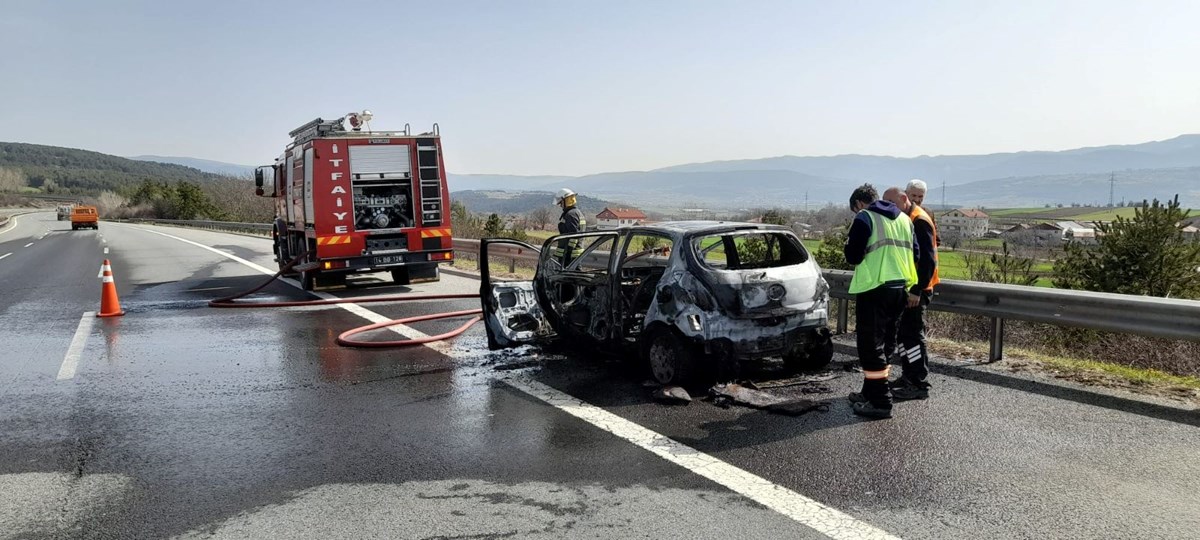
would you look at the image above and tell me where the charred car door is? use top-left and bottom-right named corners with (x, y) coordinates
top-left (479, 238), bottom-right (556, 350)
top-left (536, 231), bottom-right (621, 349)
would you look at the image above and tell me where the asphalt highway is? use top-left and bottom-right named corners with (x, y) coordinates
top-left (1, 211), bottom-right (1198, 539)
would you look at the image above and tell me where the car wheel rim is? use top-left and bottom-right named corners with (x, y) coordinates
top-left (649, 338), bottom-right (675, 383)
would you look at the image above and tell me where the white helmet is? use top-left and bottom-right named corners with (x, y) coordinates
top-left (554, 188), bottom-right (576, 204)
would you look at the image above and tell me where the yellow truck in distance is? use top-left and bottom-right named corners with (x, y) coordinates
top-left (70, 205), bottom-right (99, 230)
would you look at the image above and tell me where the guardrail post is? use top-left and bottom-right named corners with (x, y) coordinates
top-left (836, 298), bottom-right (849, 335)
top-left (508, 257), bottom-right (516, 273)
top-left (988, 317), bottom-right (1005, 362)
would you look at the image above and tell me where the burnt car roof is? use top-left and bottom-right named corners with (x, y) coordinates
top-left (625, 221), bottom-right (791, 237)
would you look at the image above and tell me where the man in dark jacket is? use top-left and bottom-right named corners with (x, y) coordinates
top-left (844, 184), bottom-right (918, 419)
top-left (884, 184), bottom-right (939, 400)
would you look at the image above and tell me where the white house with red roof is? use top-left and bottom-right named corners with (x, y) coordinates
top-left (595, 207), bottom-right (647, 229)
top-left (940, 208), bottom-right (990, 237)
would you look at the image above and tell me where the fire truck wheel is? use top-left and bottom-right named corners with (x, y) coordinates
top-left (390, 267), bottom-right (412, 286)
top-left (299, 269), bottom-right (316, 291)
top-left (392, 264), bottom-right (439, 286)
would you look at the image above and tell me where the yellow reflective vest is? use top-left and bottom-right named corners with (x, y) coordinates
top-left (848, 210), bottom-right (918, 294)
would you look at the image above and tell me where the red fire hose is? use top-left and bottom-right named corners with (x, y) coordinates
top-left (209, 251), bottom-right (482, 347)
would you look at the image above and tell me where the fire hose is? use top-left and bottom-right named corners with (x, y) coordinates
top-left (208, 251), bottom-right (482, 348)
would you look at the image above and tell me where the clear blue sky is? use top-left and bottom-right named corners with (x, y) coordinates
top-left (2, 0), bottom-right (1197, 176)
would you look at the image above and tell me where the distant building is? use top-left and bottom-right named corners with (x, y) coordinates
top-left (1001, 222), bottom-right (1063, 245)
top-left (1056, 221), bottom-right (1096, 241)
top-left (940, 208), bottom-right (990, 238)
top-left (1183, 224), bottom-right (1200, 241)
top-left (595, 207), bottom-right (647, 229)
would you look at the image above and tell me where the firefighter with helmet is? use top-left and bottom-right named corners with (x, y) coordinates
top-left (554, 188), bottom-right (586, 267)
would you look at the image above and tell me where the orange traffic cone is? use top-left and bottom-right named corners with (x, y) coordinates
top-left (97, 259), bottom-right (125, 318)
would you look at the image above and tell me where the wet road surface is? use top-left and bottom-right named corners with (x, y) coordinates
top-left (2, 212), bottom-right (1199, 539)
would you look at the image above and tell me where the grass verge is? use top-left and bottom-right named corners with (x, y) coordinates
top-left (926, 337), bottom-right (1200, 403)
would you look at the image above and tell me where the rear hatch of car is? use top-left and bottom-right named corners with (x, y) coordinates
top-left (686, 229), bottom-right (827, 319)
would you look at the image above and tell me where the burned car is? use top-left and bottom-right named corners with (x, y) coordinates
top-left (479, 222), bottom-right (833, 385)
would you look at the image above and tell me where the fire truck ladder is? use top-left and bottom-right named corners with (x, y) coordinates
top-left (417, 134), bottom-right (442, 227)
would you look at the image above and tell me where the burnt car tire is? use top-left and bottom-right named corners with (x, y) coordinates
top-left (646, 329), bottom-right (696, 386)
top-left (784, 328), bottom-right (834, 373)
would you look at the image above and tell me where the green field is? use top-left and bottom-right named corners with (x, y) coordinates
top-left (985, 206), bottom-right (1197, 222)
top-left (966, 238), bottom-right (1004, 249)
top-left (935, 250), bottom-right (1054, 287)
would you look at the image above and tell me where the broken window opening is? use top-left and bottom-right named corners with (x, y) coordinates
top-left (693, 232), bottom-right (807, 271)
top-left (618, 232), bottom-right (673, 339)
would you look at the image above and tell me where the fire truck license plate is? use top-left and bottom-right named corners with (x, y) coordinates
top-left (373, 255), bottom-right (405, 266)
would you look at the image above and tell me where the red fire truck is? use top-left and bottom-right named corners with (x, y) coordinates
top-left (255, 112), bottom-right (453, 290)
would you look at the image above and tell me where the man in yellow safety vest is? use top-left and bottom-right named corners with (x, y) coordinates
top-left (844, 184), bottom-right (918, 419)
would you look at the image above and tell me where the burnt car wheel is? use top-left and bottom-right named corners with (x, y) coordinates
top-left (647, 329), bottom-right (695, 385)
top-left (784, 328), bottom-right (834, 373)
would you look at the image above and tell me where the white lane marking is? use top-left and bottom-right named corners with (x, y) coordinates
top-left (0, 253), bottom-right (10, 261)
top-left (140, 225), bottom-right (888, 537)
top-left (140, 229), bottom-right (276, 274)
top-left (136, 228), bottom-right (447, 350)
top-left (502, 376), bottom-right (901, 540)
top-left (58, 312), bottom-right (97, 380)
top-left (0, 214), bottom-right (19, 235)
top-left (104, 247), bottom-right (109, 254)
top-left (24, 242), bottom-right (34, 248)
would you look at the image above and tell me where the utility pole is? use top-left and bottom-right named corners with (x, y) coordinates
top-left (941, 180), bottom-right (946, 210)
top-left (1109, 172), bottom-right (1115, 207)
top-left (804, 191), bottom-right (808, 213)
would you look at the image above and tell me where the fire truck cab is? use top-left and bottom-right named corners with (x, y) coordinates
top-left (255, 113), bottom-right (453, 290)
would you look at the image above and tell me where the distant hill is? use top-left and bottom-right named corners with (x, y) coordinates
top-left (926, 167), bottom-right (1200, 208)
top-left (448, 173), bottom-right (574, 192)
top-left (451, 190), bottom-right (634, 217)
top-left (0, 142), bottom-right (232, 194)
top-left (128, 155), bottom-right (254, 177)
top-left (449, 134), bottom-right (1200, 209)
top-left (7, 134), bottom-right (1199, 209)
top-left (654, 134), bottom-right (1200, 184)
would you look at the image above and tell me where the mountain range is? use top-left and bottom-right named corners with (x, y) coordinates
top-left (8, 134), bottom-right (1198, 210)
top-left (448, 134), bottom-right (1200, 209)
top-left (128, 155), bottom-right (255, 177)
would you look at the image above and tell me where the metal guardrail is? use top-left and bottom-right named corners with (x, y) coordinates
top-left (824, 269), bottom-right (1200, 361)
top-left (123, 218), bottom-right (272, 235)
top-left (453, 238), bottom-right (539, 273)
top-left (122, 221), bottom-right (1200, 362)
